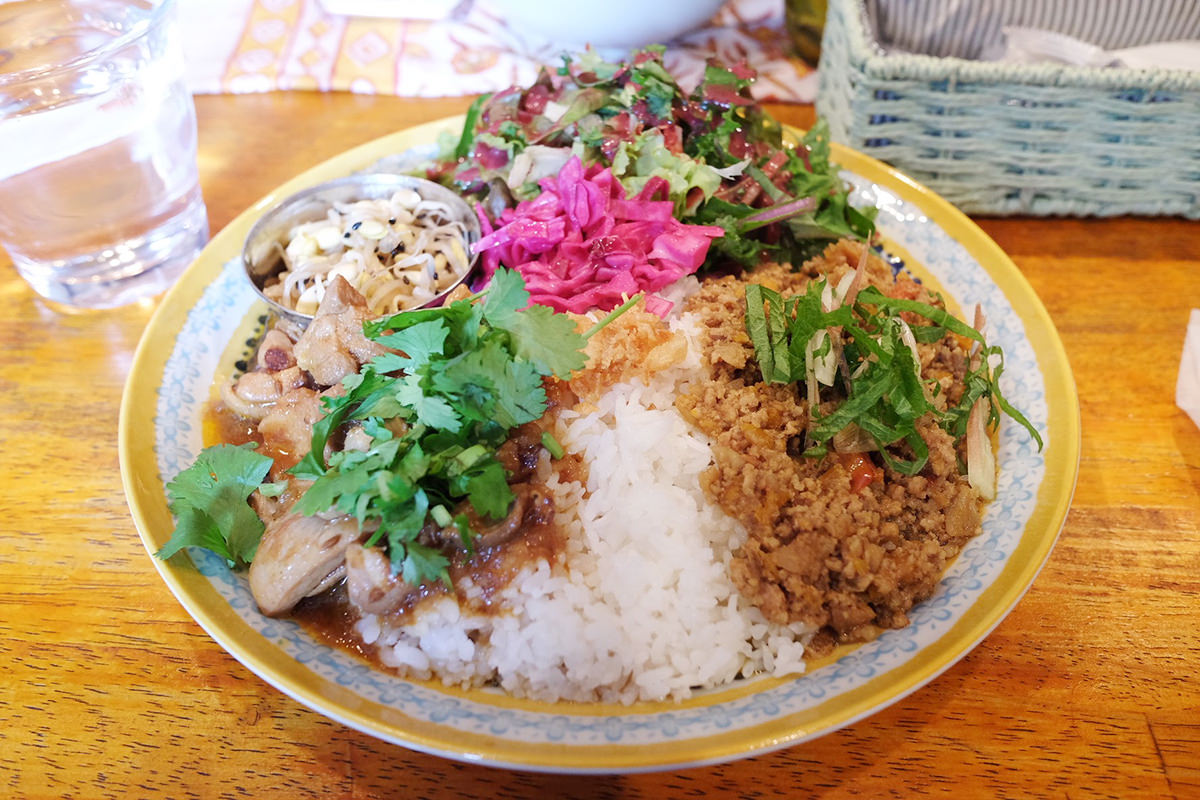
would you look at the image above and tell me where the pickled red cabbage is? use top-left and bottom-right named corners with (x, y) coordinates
top-left (473, 157), bottom-right (723, 313)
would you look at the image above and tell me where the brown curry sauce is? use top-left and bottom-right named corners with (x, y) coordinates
top-left (205, 400), bottom-right (570, 672)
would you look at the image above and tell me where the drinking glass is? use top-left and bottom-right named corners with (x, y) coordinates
top-left (0, 0), bottom-right (209, 309)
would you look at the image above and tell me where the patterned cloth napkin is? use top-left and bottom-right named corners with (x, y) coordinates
top-left (179, 0), bottom-right (816, 101)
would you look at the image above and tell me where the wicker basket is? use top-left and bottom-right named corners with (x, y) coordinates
top-left (815, 0), bottom-right (1200, 217)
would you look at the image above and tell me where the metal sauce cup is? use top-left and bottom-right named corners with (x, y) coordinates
top-left (242, 173), bottom-right (480, 328)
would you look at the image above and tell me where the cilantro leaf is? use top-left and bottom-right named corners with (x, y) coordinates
top-left (496, 303), bottom-right (589, 376)
top-left (165, 270), bottom-right (595, 587)
top-left (463, 460), bottom-right (513, 520)
top-left (396, 373), bottom-right (462, 432)
top-left (494, 358), bottom-right (548, 427)
top-left (371, 318), bottom-right (450, 372)
top-left (480, 265), bottom-right (530, 327)
top-left (293, 461), bottom-right (373, 518)
top-left (157, 443), bottom-right (274, 567)
top-left (159, 508), bottom-right (233, 563)
top-left (291, 370), bottom-right (397, 480)
top-left (481, 268), bottom-right (588, 375)
top-left (400, 541), bottom-right (451, 587)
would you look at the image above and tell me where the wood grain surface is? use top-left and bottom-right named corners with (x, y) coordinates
top-left (1, 92), bottom-right (1197, 800)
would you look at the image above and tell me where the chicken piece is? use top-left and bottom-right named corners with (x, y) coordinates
top-left (422, 484), bottom-right (554, 551)
top-left (344, 544), bottom-right (417, 615)
top-left (249, 512), bottom-right (363, 616)
top-left (293, 277), bottom-right (387, 387)
top-left (256, 328), bottom-right (298, 372)
top-left (249, 478), bottom-right (309, 525)
top-left (495, 423), bottom-right (544, 483)
top-left (257, 386), bottom-right (324, 474)
top-left (222, 365), bottom-right (308, 420)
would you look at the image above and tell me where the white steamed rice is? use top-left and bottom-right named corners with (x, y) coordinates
top-left (355, 311), bottom-right (816, 704)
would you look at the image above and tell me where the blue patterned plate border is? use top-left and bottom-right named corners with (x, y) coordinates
top-left (119, 117), bottom-right (1080, 772)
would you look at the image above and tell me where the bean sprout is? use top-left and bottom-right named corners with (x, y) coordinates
top-left (263, 188), bottom-right (472, 316)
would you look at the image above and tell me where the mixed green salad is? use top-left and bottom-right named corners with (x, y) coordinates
top-left (427, 47), bottom-right (876, 299)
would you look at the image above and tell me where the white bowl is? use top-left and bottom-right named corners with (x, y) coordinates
top-left (488, 0), bottom-right (727, 50)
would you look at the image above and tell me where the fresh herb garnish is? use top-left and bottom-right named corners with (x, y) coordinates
top-left (540, 431), bottom-right (565, 460)
top-left (285, 267), bottom-right (587, 584)
top-left (156, 443), bottom-right (275, 568)
top-left (158, 268), bottom-right (647, 587)
top-left (744, 279), bottom-right (1041, 475)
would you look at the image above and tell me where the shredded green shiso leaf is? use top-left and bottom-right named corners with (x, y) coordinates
top-left (744, 279), bottom-right (1042, 476)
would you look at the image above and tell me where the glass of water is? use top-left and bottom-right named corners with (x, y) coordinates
top-left (0, 0), bottom-right (209, 309)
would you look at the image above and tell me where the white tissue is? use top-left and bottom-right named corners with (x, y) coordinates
top-left (1113, 41), bottom-right (1200, 72)
top-left (988, 27), bottom-right (1118, 68)
top-left (1176, 310), bottom-right (1200, 431)
top-left (988, 26), bottom-right (1200, 72)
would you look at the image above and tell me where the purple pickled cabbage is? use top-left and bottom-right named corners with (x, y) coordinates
top-left (473, 157), bottom-right (723, 313)
top-left (643, 294), bottom-right (675, 319)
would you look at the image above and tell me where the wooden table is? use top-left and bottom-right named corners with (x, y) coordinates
top-left (2, 92), bottom-right (1198, 799)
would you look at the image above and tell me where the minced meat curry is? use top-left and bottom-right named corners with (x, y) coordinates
top-left (677, 241), bottom-right (984, 655)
